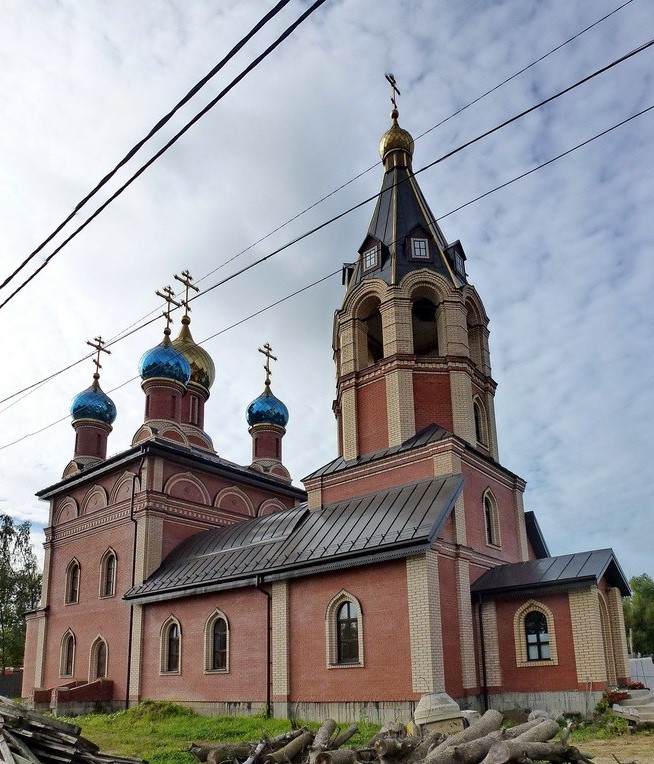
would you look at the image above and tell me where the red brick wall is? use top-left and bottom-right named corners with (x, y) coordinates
top-left (413, 372), bottom-right (453, 433)
top-left (288, 561), bottom-right (417, 702)
top-left (493, 594), bottom-right (578, 692)
top-left (356, 379), bottom-right (388, 455)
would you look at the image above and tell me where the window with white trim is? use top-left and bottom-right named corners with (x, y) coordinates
top-left (204, 610), bottom-right (229, 673)
top-left (325, 590), bottom-right (364, 668)
top-left (513, 600), bottom-right (558, 667)
top-left (362, 246), bottom-right (379, 272)
top-left (410, 238), bottom-right (430, 260)
top-left (160, 618), bottom-right (181, 674)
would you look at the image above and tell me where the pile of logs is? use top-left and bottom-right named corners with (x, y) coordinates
top-left (190, 710), bottom-right (596, 764)
top-left (0, 697), bottom-right (145, 764)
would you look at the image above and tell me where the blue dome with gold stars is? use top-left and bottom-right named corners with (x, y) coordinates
top-left (139, 337), bottom-right (191, 385)
top-left (70, 378), bottom-right (117, 424)
top-left (246, 384), bottom-right (289, 428)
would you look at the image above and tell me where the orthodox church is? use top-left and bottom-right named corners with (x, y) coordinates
top-left (22, 104), bottom-right (631, 721)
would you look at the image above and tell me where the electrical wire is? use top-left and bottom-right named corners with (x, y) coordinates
top-left (0, 0), bottom-right (329, 312)
top-left (0, 0), bottom-right (294, 293)
top-left (1, 38), bottom-right (652, 410)
top-left (1, 98), bottom-right (652, 449)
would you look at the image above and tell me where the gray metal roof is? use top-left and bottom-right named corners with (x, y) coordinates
top-left (524, 511), bottom-right (550, 559)
top-left (125, 473), bottom-right (463, 602)
top-left (304, 424), bottom-right (451, 480)
top-left (471, 549), bottom-right (630, 597)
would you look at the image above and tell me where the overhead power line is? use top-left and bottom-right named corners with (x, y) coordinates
top-left (0, 0), bottom-right (329, 312)
top-left (0, 0), bottom-right (293, 294)
top-left (1, 98), bottom-right (652, 441)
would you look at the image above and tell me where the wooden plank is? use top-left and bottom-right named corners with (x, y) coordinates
top-left (3, 731), bottom-right (41, 764)
top-left (0, 736), bottom-right (15, 764)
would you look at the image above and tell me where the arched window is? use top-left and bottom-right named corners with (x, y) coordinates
top-left (473, 397), bottom-right (488, 446)
top-left (90, 638), bottom-right (108, 680)
top-left (525, 611), bottom-right (550, 661)
top-left (337, 602), bottom-right (359, 664)
top-left (325, 590), bottom-right (364, 668)
top-left (354, 295), bottom-right (384, 370)
top-left (60, 631), bottom-right (75, 677)
top-left (204, 610), bottom-right (229, 672)
top-left (65, 560), bottom-right (80, 604)
top-left (513, 600), bottom-right (558, 667)
top-left (160, 618), bottom-right (181, 674)
top-left (411, 298), bottom-right (439, 356)
top-left (483, 492), bottom-right (500, 547)
top-left (100, 550), bottom-right (116, 598)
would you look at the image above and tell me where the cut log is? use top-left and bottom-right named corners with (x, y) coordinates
top-left (310, 721), bottom-right (338, 763)
top-left (330, 726), bottom-right (359, 750)
top-left (425, 710), bottom-right (504, 759)
top-left (265, 731), bottom-right (314, 764)
top-left (406, 732), bottom-right (447, 764)
top-left (481, 740), bottom-right (594, 764)
top-left (510, 720), bottom-right (559, 743)
top-left (314, 750), bottom-right (358, 764)
top-left (242, 740), bottom-right (268, 764)
top-left (374, 736), bottom-right (420, 764)
top-left (499, 720), bottom-right (543, 739)
top-left (206, 744), bottom-right (253, 764)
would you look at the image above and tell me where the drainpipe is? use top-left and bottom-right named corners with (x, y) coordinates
top-left (125, 455), bottom-right (145, 710)
top-left (477, 593), bottom-right (489, 712)
top-left (255, 575), bottom-right (272, 718)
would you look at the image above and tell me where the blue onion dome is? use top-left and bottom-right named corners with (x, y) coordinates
top-left (379, 107), bottom-right (414, 161)
top-left (139, 332), bottom-right (191, 385)
top-left (246, 383), bottom-right (289, 428)
top-left (172, 316), bottom-right (215, 392)
top-left (70, 375), bottom-right (117, 425)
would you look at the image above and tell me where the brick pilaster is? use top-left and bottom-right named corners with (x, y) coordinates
top-left (271, 581), bottom-right (290, 699)
top-left (480, 600), bottom-right (501, 686)
top-left (569, 588), bottom-right (607, 685)
top-left (606, 586), bottom-right (630, 681)
top-left (449, 370), bottom-right (475, 444)
top-left (385, 368), bottom-right (415, 447)
top-left (128, 604), bottom-right (143, 703)
top-left (456, 560), bottom-right (477, 689)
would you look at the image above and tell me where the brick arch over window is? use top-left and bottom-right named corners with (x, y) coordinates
top-left (164, 472), bottom-right (211, 505)
top-left (160, 616), bottom-right (182, 674)
top-left (65, 558), bottom-right (81, 604)
top-left (55, 497), bottom-right (79, 524)
top-left (482, 489), bottom-right (501, 548)
top-left (204, 609), bottom-right (230, 673)
top-left (513, 600), bottom-right (559, 667)
top-left (109, 471), bottom-right (140, 504)
top-left (81, 485), bottom-right (108, 514)
top-left (213, 487), bottom-right (255, 517)
top-left (325, 590), bottom-right (364, 668)
top-left (89, 636), bottom-right (108, 680)
top-left (258, 498), bottom-right (286, 516)
top-left (60, 630), bottom-right (76, 677)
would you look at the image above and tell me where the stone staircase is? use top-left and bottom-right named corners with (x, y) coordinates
top-left (613, 689), bottom-right (654, 724)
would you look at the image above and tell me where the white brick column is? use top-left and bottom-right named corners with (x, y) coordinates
top-left (607, 586), bottom-right (630, 681)
top-left (480, 600), bottom-right (501, 686)
top-left (569, 588), bottom-right (608, 684)
top-left (456, 560), bottom-right (477, 689)
top-left (128, 604), bottom-right (143, 704)
top-left (271, 581), bottom-right (290, 701)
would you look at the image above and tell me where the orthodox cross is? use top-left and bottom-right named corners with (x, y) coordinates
top-left (385, 72), bottom-right (401, 110)
top-left (174, 269), bottom-right (199, 318)
top-left (258, 342), bottom-right (277, 386)
top-left (86, 335), bottom-right (110, 380)
top-left (155, 284), bottom-right (182, 334)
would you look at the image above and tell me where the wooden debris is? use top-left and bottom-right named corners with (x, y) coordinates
top-left (0, 697), bottom-right (145, 764)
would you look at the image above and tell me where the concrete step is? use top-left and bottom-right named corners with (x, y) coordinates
top-left (621, 689), bottom-right (654, 706)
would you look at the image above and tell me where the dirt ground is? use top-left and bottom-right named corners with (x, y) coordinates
top-left (579, 734), bottom-right (654, 764)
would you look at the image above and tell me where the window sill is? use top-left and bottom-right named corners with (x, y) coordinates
top-left (328, 661), bottom-right (364, 670)
top-left (517, 659), bottom-right (557, 668)
top-left (204, 668), bottom-right (229, 675)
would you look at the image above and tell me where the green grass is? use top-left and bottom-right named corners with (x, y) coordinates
top-left (63, 701), bottom-right (380, 764)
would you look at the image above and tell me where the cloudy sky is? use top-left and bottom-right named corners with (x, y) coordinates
top-left (0, 0), bottom-right (652, 580)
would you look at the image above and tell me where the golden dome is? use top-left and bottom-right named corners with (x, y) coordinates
top-left (379, 108), bottom-right (414, 161)
top-left (172, 317), bottom-right (216, 392)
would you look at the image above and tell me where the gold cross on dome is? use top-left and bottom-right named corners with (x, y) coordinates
top-left (174, 269), bottom-right (199, 318)
top-left (385, 73), bottom-right (401, 110)
top-left (258, 342), bottom-right (277, 386)
top-left (86, 335), bottom-right (111, 379)
top-left (155, 284), bottom-right (182, 334)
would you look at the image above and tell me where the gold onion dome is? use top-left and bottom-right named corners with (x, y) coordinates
top-left (379, 107), bottom-right (414, 161)
top-left (172, 316), bottom-right (216, 392)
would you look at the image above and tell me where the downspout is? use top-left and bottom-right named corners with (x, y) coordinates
top-left (477, 593), bottom-right (489, 712)
top-left (255, 575), bottom-right (272, 718)
top-left (125, 455), bottom-right (145, 710)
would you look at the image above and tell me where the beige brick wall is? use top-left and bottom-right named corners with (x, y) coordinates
top-left (480, 600), bottom-right (502, 686)
top-left (338, 319), bottom-right (357, 376)
top-left (607, 586), bottom-right (630, 679)
top-left (456, 560), bottom-right (477, 689)
top-left (128, 604), bottom-right (143, 701)
top-left (340, 388), bottom-right (358, 461)
top-left (380, 297), bottom-right (413, 355)
top-left (271, 581), bottom-right (290, 696)
top-left (406, 550), bottom-right (445, 693)
top-left (41, 542), bottom-right (52, 608)
top-left (134, 514), bottom-right (164, 585)
top-left (307, 484), bottom-right (322, 511)
top-left (441, 300), bottom-right (469, 356)
top-left (569, 588), bottom-right (607, 684)
top-left (432, 452), bottom-right (466, 545)
top-left (386, 368), bottom-right (416, 447)
top-left (449, 370), bottom-right (475, 445)
top-left (513, 491), bottom-right (529, 562)
top-left (485, 393), bottom-right (499, 462)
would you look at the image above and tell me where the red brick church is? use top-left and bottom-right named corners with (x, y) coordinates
top-left (22, 105), bottom-right (630, 720)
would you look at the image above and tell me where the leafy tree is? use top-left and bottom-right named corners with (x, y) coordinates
top-left (623, 573), bottom-right (654, 655)
top-left (0, 515), bottom-right (42, 671)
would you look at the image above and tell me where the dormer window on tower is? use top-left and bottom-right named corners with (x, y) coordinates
top-left (362, 244), bottom-right (380, 273)
top-left (410, 238), bottom-right (430, 260)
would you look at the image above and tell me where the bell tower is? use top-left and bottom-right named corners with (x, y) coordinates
top-left (333, 101), bottom-right (498, 462)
